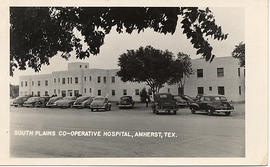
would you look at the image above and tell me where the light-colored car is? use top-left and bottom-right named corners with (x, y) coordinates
top-left (55, 96), bottom-right (77, 108)
top-left (73, 96), bottom-right (93, 108)
top-left (89, 96), bottom-right (111, 111)
top-left (46, 96), bottom-right (63, 107)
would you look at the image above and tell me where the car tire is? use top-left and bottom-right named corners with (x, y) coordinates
top-left (207, 109), bottom-right (213, 116)
top-left (173, 110), bottom-right (177, 115)
top-left (225, 112), bottom-right (231, 116)
top-left (155, 110), bottom-right (159, 115)
top-left (191, 108), bottom-right (196, 114)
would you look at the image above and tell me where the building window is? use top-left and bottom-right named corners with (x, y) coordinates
top-left (168, 88), bottom-right (170, 93)
top-left (85, 65), bottom-right (87, 68)
top-left (31, 91), bottom-right (34, 96)
top-left (135, 89), bottom-right (140, 95)
top-left (97, 76), bottom-right (101, 83)
top-left (112, 90), bottom-right (116, 96)
top-left (80, 65), bottom-right (82, 68)
top-left (84, 88), bottom-right (86, 93)
top-left (103, 76), bottom-right (106, 83)
top-left (74, 90), bottom-right (79, 97)
top-left (197, 87), bottom-right (204, 95)
top-left (239, 86), bottom-right (242, 95)
top-left (89, 76), bottom-right (92, 81)
top-left (209, 87), bottom-right (212, 91)
top-left (54, 78), bottom-right (56, 83)
top-left (217, 68), bottom-right (224, 77)
top-left (61, 90), bottom-right (66, 97)
top-left (67, 77), bottom-right (69, 84)
top-left (21, 81), bottom-right (23, 87)
top-left (238, 68), bottom-right (241, 77)
top-left (123, 89), bottom-right (127, 96)
top-left (218, 86), bottom-right (225, 95)
top-left (197, 69), bottom-right (203, 78)
top-left (84, 76), bottom-right (86, 82)
top-left (68, 90), bottom-right (72, 96)
top-left (45, 91), bottom-right (49, 96)
top-left (111, 76), bottom-right (115, 83)
top-left (32, 81), bottom-right (34, 86)
top-left (38, 81), bottom-right (40, 86)
top-left (25, 81), bottom-right (27, 87)
top-left (89, 88), bottom-right (92, 93)
top-left (70, 77), bottom-right (72, 84)
top-left (45, 80), bottom-right (48, 86)
top-left (37, 91), bottom-right (40, 96)
top-left (62, 78), bottom-right (65, 84)
top-left (178, 87), bottom-right (184, 95)
top-left (75, 77), bottom-right (78, 84)
top-left (98, 90), bottom-right (101, 96)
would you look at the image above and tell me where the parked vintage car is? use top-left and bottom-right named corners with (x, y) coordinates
top-left (173, 95), bottom-right (188, 108)
top-left (117, 96), bottom-right (135, 109)
top-left (55, 96), bottom-right (77, 108)
top-left (23, 96), bottom-right (50, 107)
top-left (46, 96), bottom-right (63, 108)
top-left (73, 96), bottom-right (93, 108)
top-left (11, 96), bottom-right (31, 107)
top-left (189, 94), bottom-right (234, 116)
top-left (89, 96), bottom-right (111, 111)
top-left (152, 93), bottom-right (178, 115)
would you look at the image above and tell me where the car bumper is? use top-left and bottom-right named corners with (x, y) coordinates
top-left (214, 109), bottom-right (234, 113)
top-left (73, 104), bottom-right (85, 108)
top-left (23, 103), bottom-right (33, 107)
top-left (46, 103), bottom-right (57, 107)
top-left (118, 104), bottom-right (133, 108)
top-left (90, 106), bottom-right (106, 109)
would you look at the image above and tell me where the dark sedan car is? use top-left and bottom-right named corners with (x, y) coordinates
top-left (189, 94), bottom-right (234, 116)
top-left (46, 96), bottom-right (63, 108)
top-left (23, 96), bottom-right (50, 107)
top-left (152, 93), bottom-right (178, 115)
top-left (118, 96), bottom-right (135, 109)
top-left (173, 95), bottom-right (188, 108)
top-left (73, 96), bottom-right (93, 108)
top-left (11, 96), bottom-right (31, 107)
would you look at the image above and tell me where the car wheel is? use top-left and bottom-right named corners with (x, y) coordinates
top-left (191, 108), bottom-right (196, 114)
top-left (207, 109), bottom-right (213, 116)
top-left (173, 110), bottom-right (177, 115)
top-left (155, 110), bottom-right (159, 115)
top-left (225, 112), bottom-right (231, 116)
top-left (91, 108), bottom-right (94, 112)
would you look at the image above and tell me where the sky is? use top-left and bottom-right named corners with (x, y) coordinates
top-left (10, 7), bottom-right (244, 85)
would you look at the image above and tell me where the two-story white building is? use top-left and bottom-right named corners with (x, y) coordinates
top-left (18, 57), bottom-right (245, 102)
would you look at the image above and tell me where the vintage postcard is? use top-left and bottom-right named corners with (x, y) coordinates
top-left (0, 0), bottom-right (268, 165)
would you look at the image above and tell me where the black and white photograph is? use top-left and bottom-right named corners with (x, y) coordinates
top-left (1, 0), bottom-right (268, 165)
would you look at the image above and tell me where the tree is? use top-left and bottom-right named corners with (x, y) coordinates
top-left (232, 42), bottom-right (245, 67)
top-left (10, 7), bottom-right (228, 76)
top-left (168, 52), bottom-right (193, 95)
top-left (117, 46), bottom-right (175, 96)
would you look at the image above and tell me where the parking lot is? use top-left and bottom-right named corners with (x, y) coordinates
top-left (10, 103), bottom-right (245, 157)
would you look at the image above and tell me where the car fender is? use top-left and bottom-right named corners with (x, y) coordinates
top-left (189, 103), bottom-right (199, 110)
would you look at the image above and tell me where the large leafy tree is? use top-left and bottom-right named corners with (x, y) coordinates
top-left (10, 7), bottom-right (228, 76)
top-left (232, 42), bottom-right (245, 67)
top-left (117, 46), bottom-right (174, 96)
top-left (168, 52), bottom-right (193, 95)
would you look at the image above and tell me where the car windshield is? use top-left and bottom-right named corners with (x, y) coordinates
top-left (76, 96), bottom-right (89, 101)
top-left (27, 97), bottom-right (40, 102)
top-left (121, 96), bottom-right (131, 100)
top-left (94, 97), bottom-right (105, 101)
